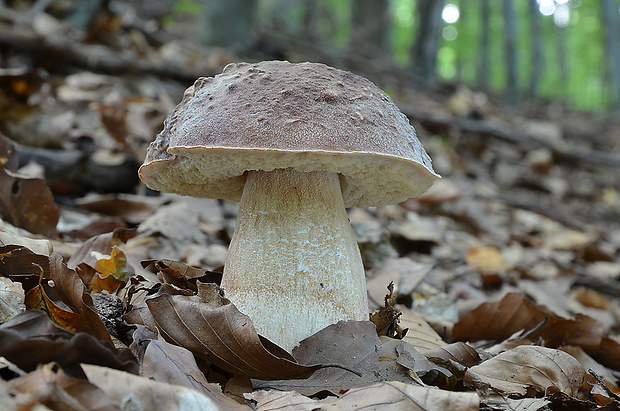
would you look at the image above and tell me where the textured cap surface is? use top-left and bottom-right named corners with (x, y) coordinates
top-left (139, 60), bottom-right (439, 207)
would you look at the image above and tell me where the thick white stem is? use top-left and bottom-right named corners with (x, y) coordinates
top-left (221, 168), bottom-right (368, 352)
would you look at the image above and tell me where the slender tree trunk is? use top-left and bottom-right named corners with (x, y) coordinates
top-left (601, 0), bottom-right (620, 112)
top-left (477, 0), bottom-right (491, 90)
top-left (302, 0), bottom-right (320, 42)
top-left (527, 0), bottom-right (543, 98)
top-left (410, 0), bottom-right (444, 83)
top-left (502, 0), bottom-right (519, 105)
top-left (555, 24), bottom-right (569, 102)
top-left (350, 0), bottom-right (391, 56)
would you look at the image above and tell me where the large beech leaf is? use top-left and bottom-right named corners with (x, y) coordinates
top-left (464, 345), bottom-right (585, 397)
top-left (248, 381), bottom-right (480, 411)
top-left (453, 292), bottom-right (603, 352)
top-left (144, 284), bottom-right (334, 380)
top-left (254, 321), bottom-right (441, 395)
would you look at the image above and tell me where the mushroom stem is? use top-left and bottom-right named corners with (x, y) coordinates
top-left (222, 167), bottom-right (369, 352)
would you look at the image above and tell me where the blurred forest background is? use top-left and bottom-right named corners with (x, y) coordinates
top-left (166, 0), bottom-right (620, 112)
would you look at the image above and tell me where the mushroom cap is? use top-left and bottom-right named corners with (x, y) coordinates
top-left (139, 60), bottom-right (440, 208)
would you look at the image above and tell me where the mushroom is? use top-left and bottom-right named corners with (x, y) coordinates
top-left (139, 61), bottom-right (440, 352)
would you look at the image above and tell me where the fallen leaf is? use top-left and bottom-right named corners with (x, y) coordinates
top-left (254, 321), bottom-right (427, 395)
top-left (0, 244), bottom-right (49, 294)
top-left (322, 381), bottom-right (479, 410)
top-left (398, 306), bottom-right (446, 353)
top-left (453, 292), bottom-right (604, 352)
top-left (66, 227), bottom-right (136, 270)
top-left (93, 246), bottom-right (129, 281)
top-left (25, 284), bottom-right (91, 334)
top-left (0, 311), bottom-right (137, 376)
top-left (562, 346), bottom-right (620, 394)
top-left (424, 342), bottom-right (481, 368)
top-left (48, 253), bottom-right (113, 342)
top-left (8, 362), bottom-right (119, 411)
top-left (0, 231), bottom-right (52, 255)
top-left (249, 381), bottom-right (480, 411)
top-left (142, 284), bottom-right (332, 380)
top-left (592, 337), bottom-right (620, 372)
top-left (141, 334), bottom-right (248, 410)
top-left (83, 364), bottom-right (244, 410)
top-left (464, 345), bottom-right (584, 397)
top-left (247, 389), bottom-right (320, 410)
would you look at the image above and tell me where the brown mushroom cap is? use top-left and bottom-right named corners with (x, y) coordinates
top-left (139, 60), bottom-right (439, 208)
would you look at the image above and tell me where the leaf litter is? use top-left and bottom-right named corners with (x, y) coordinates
top-left (0, 3), bottom-right (619, 410)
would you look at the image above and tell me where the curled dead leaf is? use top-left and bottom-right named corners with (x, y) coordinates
top-left (424, 342), bottom-right (481, 368)
top-left (453, 292), bottom-right (603, 352)
top-left (464, 345), bottom-right (585, 397)
top-left (0, 311), bottom-right (137, 376)
top-left (254, 321), bottom-right (437, 395)
top-left (142, 284), bottom-right (337, 380)
top-left (7, 362), bottom-right (119, 411)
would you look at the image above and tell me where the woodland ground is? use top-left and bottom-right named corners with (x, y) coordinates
top-left (0, 5), bottom-right (619, 411)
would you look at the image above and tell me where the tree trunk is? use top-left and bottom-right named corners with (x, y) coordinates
top-left (527, 0), bottom-right (543, 98)
top-left (410, 0), bottom-right (444, 83)
top-left (349, 0), bottom-right (391, 57)
top-left (601, 0), bottom-right (620, 112)
top-left (502, 0), bottom-right (519, 105)
top-left (199, 0), bottom-right (258, 49)
top-left (477, 0), bottom-right (491, 90)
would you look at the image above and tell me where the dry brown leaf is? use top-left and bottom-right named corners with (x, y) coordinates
top-left (453, 292), bottom-right (603, 352)
top-left (0, 230), bottom-right (52, 255)
top-left (8, 363), bottom-right (119, 411)
top-left (143, 284), bottom-right (331, 380)
top-left (82, 364), bottom-right (232, 410)
top-left (254, 321), bottom-right (437, 395)
top-left (0, 134), bottom-right (59, 237)
top-left (0, 244), bottom-right (49, 294)
top-left (141, 335), bottom-right (248, 410)
top-left (321, 381), bottom-right (479, 410)
top-left (25, 284), bottom-right (91, 334)
top-left (593, 337), bottom-right (620, 372)
top-left (0, 310), bottom-right (137, 376)
top-left (48, 253), bottom-right (112, 342)
top-left (562, 346), bottom-right (620, 395)
top-left (464, 345), bottom-right (584, 397)
top-left (246, 390), bottom-right (320, 410)
top-left (481, 396), bottom-right (550, 411)
top-left (424, 342), bottom-right (481, 368)
top-left (248, 382), bottom-right (480, 411)
top-left (398, 305), bottom-right (446, 353)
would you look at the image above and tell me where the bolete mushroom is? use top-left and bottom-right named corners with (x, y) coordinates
top-left (139, 61), bottom-right (439, 352)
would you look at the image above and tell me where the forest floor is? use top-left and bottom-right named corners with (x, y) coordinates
top-left (1, 4), bottom-right (619, 411)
